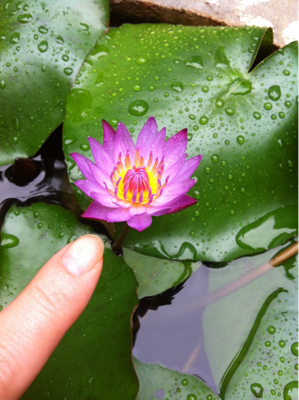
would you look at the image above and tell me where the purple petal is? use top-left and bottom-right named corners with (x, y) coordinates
top-left (164, 129), bottom-right (187, 153)
top-left (106, 207), bottom-right (130, 223)
top-left (82, 202), bottom-right (114, 221)
top-left (128, 204), bottom-right (149, 216)
top-left (127, 214), bottom-right (152, 231)
top-left (87, 161), bottom-right (110, 187)
top-left (174, 155), bottom-right (203, 181)
top-left (102, 120), bottom-right (116, 158)
top-left (114, 122), bottom-right (135, 163)
top-left (70, 153), bottom-right (95, 182)
top-left (150, 208), bottom-right (171, 217)
top-left (163, 154), bottom-right (187, 183)
top-left (136, 116), bottom-right (158, 156)
top-left (74, 180), bottom-right (108, 197)
top-left (153, 179), bottom-right (196, 205)
top-left (90, 191), bottom-right (117, 208)
top-left (147, 127), bottom-right (166, 162)
top-left (166, 195), bottom-right (197, 214)
top-left (88, 137), bottom-right (114, 172)
top-left (164, 130), bottom-right (188, 169)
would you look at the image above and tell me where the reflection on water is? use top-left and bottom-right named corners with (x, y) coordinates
top-left (132, 242), bottom-right (297, 395)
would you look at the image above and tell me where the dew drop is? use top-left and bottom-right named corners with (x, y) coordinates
top-left (216, 98), bottom-right (224, 108)
top-left (202, 86), bottom-right (209, 93)
top-left (133, 85), bottom-right (141, 92)
top-left (38, 25), bottom-right (48, 34)
top-left (225, 108), bottom-right (235, 116)
top-left (283, 381), bottom-right (298, 400)
top-left (187, 395), bottom-right (197, 400)
top-left (0, 80), bottom-right (6, 89)
top-left (193, 190), bottom-right (201, 199)
top-left (181, 379), bottom-right (188, 386)
top-left (185, 55), bottom-right (203, 69)
top-left (10, 32), bottom-right (20, 44)
top-left (12, 116), bottom-right (21, 131)
top-left (285, 101), bottom-right (292, 108)
top-left (237, 135), bottom-right (245, 145)
top-left (283, 70), bottom-right (291, 76)
top-left (267, 326), bottom-right (276, 334)
top-left (204, 167), bottom-right (211, 174)
top-left (199, 116), bottom-right (208, 125)
top-left (253, 111), bottom-right (261, 120)
top-left (268, 85), bottom-right (281, 101)
top-left (64, 67), bottom-right (73, 76)
top-left (264, 102), bottom-right (273, 110)
top-left (55, 35), bottom-right (64, 44)
top-left (0, 233), bottom-right (19, 248)
top-left (17, 13), bottom-right (33, 23)
top-left (250, 383), bottom-right (264, 398)
top-left (129, 100), bottom-right (148, 116)
top-left (136, 57), bottom-right (147, 64)
top-left (291, 342), bottom-right (298, 356)
top-left (211, 154), bottom-right (219, 164)
top-left (279, 340), bottom-right (286, 348)
top-left (80, 144), bottom-right (90, 151)
top-left (171, 82), bottom-right (184, 93)
top-left (38, 40), bottom-right (48, 53)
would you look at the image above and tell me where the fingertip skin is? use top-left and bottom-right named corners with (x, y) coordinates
top-left (0, 235), bottom-right (104, 400)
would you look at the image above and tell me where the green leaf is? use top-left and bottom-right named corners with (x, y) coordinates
top-left (202, 241), bottom-right (297, 395)
top-left (0, 0), bottom-right (109, 166)
top-left (63, 24), bottom-right (298, 262)
top-left (222, 281), bottom-right (298, 399)
top-left (123, 247), bottom-right (202, 298)
top-left (0, 203), bottom-right (139, 400)
top-left (133, 357), bottom-right (221, 400)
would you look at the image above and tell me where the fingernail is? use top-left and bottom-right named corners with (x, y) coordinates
top-left (61, 235), bottom-right (103, 275)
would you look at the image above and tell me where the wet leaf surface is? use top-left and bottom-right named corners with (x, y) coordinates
top-left (202, 241), bottom-right (297, 396)
top-left (63, 24), bottom-right (298, 262)
top-left (123, 247), bottom-right (202, 298)
top-left (0, 203), bottom-right (139, 400)
top-left (134, 357), bottom-right (221, 400)
top-left (0, 0), bottom-right (109, 166)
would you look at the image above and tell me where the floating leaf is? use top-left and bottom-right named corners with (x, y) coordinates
top-left (123, 248), bottom-right (202, 298)
top-left (0, 0), bottom-right (109, 166)
top-left (134, 357), bottom-right (221, 400)
top-left (202, 241), bottom-right (297, 395)
top-left (222, 275), bottom-right (298, 399)
top-left (0, 203), bottom-right (139, 400)
top-left (63, 24), bottom-right (298, 262)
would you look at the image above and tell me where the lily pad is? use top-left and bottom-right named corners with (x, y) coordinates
top-left (202, 241), bottom-right (297, 394)
top-left (63, 24), bottom-right (298, 262)
top-left (0, 203), bottom-right (139, 400)
top-left (133, 357), bottom-right (221, 400)
top-left (222, 279), bottom-right (298, 399)
top-left (0, 0), bottom-right (109, 166)
top-left (123, 247), bottom-right (202, 298)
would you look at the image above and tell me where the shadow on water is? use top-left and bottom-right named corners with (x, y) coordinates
top-left (0, 124), bottom-right (110, 238)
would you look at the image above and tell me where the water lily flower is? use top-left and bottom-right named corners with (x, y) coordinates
top-left (71, 116), bottom-right (202, 231)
